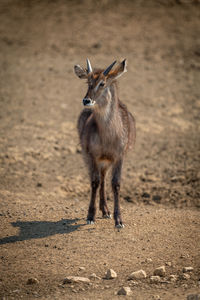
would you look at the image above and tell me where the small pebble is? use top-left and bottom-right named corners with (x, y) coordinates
top-left (180, 254), bottom-right (190, 259)
top-left (183, 267), bottom-right (194, 273)
top-left (181, 273), bottom-right (190, 280)
top-left (150, 276), bottom-right (161, 283)
top-left (104, 285), bottom-right (110, 289)
top-left (142, 192), bottom-right (150, 198)
top-left (165, 261), bottom-right (172, 266)
top-left (145, 258), bottom-right (153, 263)
top-left (152, 295), bottom-right (161, 300)
top-left (63, 276), bottom-right (90, 284)
top-left (117, 286), bottom-right (132, 296)
top-left (27, 278), bottom-right (39, 285)
top-left (131, 281), bottom-right (139, 286)
top-left (105, 269), bottom-right (117, 279)
top-left (187, 294), bottom-right (200, 300)
top-left (12, 289), bottom-right (20, 294)
top-left (152, 195), bottom-right (161, 203)
top-left (89, 273), bottom-right (101, 280)
top-left (169, 275), bottom-right (178, 282)
top-left (128, 269), bottom-right (147, 280)
top-left (153, 266), bottom-right (166, 277)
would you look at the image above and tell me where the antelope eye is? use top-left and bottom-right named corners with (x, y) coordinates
top-left (99, 82), bottom-right (105, 87)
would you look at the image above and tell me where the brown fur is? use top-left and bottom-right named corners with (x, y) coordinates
top-left (76, 64), bottom-right (136, 227)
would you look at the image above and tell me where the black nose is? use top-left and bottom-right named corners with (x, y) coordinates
top-left (83, 98), bottom-right (91, 106)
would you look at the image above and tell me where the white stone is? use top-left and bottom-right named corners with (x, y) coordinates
top-left (153, 266), bottom-right (166, 277)
top-left (169, 274), bottom-right (178, 282)
top-left (181, 273), bottom-right (191, 280)
top-left (150, 276), bottom-right (161, 283)
top-left (183, 267), bottom-right (194, 273)
top-left (105, 269), bottom-right (117, 279)
top-left (146, 258), bottom-right (153, 263)
top-left (63, 276), bottom-right (90, 284)
top-left (89, 273), bottom-right (101, 280)
top-left (128, 269), bottom-right (147, 280)
top-left (117, 286), bottom-right (132, 296)
top-left (153, 295), bottom-right (161, 300)
top-left (26, 278), bottom-right (39, 285)
top-left (165, 261), bottom-right (172, 266)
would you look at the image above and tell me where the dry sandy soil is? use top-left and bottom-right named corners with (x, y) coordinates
top-left (0, 0), bottom-right (200, 299)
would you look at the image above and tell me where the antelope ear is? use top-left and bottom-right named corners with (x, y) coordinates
top-left (74, 65), bottom-right (88, 79)
top-left (107, 59), bottom-right (127, 80)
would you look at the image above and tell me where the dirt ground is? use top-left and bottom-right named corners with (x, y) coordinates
top-left (0, 0), bottom-right (200, 299)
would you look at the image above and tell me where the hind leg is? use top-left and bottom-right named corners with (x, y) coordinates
top-left (112, 159), bottom-right (124, 228)
top-left (99, 167), bottom-right (111, 218)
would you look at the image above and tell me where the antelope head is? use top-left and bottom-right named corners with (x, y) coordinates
top-left (74, 59), bottom-right (127, 107)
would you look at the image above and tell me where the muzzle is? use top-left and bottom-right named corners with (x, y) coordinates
top-left (83, 98), bottom-right (95, 106)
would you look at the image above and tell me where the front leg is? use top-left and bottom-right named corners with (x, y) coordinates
top-left (87, 161), bottom-right (100, 224)
top-left (112, 159), bottom-right (124, 228)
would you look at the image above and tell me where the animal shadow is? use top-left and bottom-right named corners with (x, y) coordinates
top-left (0, 218), bottom-right (85, 245)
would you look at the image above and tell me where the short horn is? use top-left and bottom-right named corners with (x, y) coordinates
top-left (86, 58), bottom-right (92, 74)
top-left (103, 60), bottom-right (117, 76)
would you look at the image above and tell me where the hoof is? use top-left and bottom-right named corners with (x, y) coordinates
top-left (87, 220), bottom-right (95, 225)
top-left (103, 214), bottom-right (112, 219)
top-left (115, 223), bottom-right (125, 229)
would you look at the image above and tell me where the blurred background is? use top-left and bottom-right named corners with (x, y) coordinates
top-left (0, 0), bottom-right (200, 209)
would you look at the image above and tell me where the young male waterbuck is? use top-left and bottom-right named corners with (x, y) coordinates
top-left (74, 59), bottom-right (136, 228)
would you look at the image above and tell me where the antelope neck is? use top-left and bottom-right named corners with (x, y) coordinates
top-left (93, 85), bottom-right (122, 136)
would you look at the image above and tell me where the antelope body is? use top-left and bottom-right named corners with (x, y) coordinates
top-left (74, 59), bottom-right (136, 228)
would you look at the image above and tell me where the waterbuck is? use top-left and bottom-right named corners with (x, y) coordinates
top-left (74, 59), bottom-right (136, 228)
